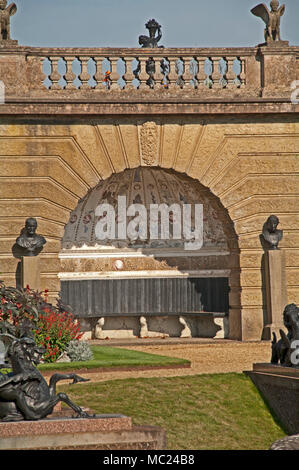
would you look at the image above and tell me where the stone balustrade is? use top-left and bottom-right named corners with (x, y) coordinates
top-left (0, 44), bottom-right (298, 113)
top-left (41, 50), bottom-right (247, 92)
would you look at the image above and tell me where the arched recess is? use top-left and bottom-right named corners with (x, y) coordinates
top-left (59, 166), bottom-right (241, 340)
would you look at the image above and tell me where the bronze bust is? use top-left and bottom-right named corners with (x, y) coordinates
top-left (261, 215), bottom-right (283, 250)
top-left (16, 218), bottom-right (46, 257)
top-left (0, 0), bottom-right (17, 41)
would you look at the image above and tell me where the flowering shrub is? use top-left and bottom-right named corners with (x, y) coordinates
top-left (0, 280), bottom-right (83, 363)
top-left (34, 309), bottom-right (83, 363)
top-left (0, 280), bottom-right (44, 335)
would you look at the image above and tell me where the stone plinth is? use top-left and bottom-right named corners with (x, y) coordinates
top-left (0, 40), bottom-right (18, 48)
top-left (21, 256), bottom-right (40, 291)
top-left (263, 250), bottom-right (287, 340)
top-left (0, 414), bottom-right (166, 450)
top-left (244, 363), bottom-right (299, 435)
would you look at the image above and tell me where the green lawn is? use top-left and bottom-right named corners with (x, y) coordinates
top-left (58, 373), bottom-right (286, 450)
top-left (17, 346), bottom-right (189, 372)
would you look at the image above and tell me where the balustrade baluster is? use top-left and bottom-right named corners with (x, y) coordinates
top-left (94, 56), bottom-right (104, 89)
top-left (226, 57), bottom-right (236, 88)
top-left (211, 57), bottom-right (222, 89)
top-left (138, 57), bottom-right (149, 90)
top-left (49, 56), bottom-right (62, 90)
top-left (152, 56), bottom-right (164, 90)
top-left (122, 56), bottom-right (135, 90)
top-left (239, 58), bottom-right (246, 87)
top-left (197, 57), bottom-right (207, 89)
top-left (79, 57), bottom-right (90, 89)
top-left (64, 56), bottom-right (77, 89)
top-left (109, 57), bottom-right (120, 90)
top-left (182, 56), bottom-right (195, 89)
top-left (167, 57), bottom-right (179, 89)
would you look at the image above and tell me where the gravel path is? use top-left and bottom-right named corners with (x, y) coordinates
top-left (77, 340), bottom-right (272, 383)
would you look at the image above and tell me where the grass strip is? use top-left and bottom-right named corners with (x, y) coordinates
top-left (58, 373), bottom-right (286, 450)
top-left (1, 346), bottom-right (190, 373)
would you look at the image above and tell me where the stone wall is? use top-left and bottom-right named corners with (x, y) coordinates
top-left (0, 45), bottom-right (298, 341)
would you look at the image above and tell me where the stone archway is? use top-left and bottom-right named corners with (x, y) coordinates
top-left (59, 167), bottom-right (240, 340)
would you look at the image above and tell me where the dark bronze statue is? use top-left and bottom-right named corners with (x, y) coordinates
top-left (0, 0), bottom-right (17, 41)
top-left (139, 19), bottom-right (164, 48)
top-left (251, 0), bottom-right (285, 43)
top-left (0, 332), bottom-right (92, 421)
top-left (16, 218), bottom-right (46, 257)
top-left (271, 304), bottom-right (299, 367)
top-left (261, 215), bottom-right (283, 250)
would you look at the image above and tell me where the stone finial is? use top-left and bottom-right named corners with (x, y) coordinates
top-left (251, 1), bottom-right (286, 44)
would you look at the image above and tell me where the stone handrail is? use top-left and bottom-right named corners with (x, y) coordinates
top-left (40, 48), bottom-right (250, 92)
top-left (0, 44), bottom-right (298, 110)
top-left (0, 46), bottom-right (261, 95)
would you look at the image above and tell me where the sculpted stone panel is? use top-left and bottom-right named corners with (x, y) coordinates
top-left (138, 121), bottom-right (159, 166)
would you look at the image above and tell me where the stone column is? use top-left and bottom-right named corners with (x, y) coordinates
top-left (263, 250), bottom-right (288, 340)
top-left (21, 256), bottom-right (41, 292)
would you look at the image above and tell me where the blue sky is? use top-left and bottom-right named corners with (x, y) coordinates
top-left (12, 0), bottom-right (299, 48)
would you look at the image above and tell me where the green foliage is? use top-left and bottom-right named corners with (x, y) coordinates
top-left (34, 310), bottom-right (83, 363)
top-left (0, 280), bottom-right (82, 363)
top-left (66, 340), bottom-right (94, 362)
top-left (0, 280), bottom-right (44, 335)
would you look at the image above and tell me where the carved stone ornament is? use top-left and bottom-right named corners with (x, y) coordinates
top-left (139, 121), bottom-right (159, 166)
top-left (251, 0), bottom-right (286, 44)
top-left (138, 19), bottom-right (164, 48)
top-left (0, 0), bottom-right (17, 42)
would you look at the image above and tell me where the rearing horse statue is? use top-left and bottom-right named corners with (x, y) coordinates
top-left (0, 333), bottom-right (91, 421)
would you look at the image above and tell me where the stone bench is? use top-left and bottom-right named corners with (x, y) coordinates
top-left (92, 312), bottom-right (229, 340)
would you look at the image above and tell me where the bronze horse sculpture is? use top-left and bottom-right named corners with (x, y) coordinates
top-left (0, 333), bottom-right (91, 421)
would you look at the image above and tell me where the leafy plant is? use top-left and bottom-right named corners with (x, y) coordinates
top-left (0, 280), bottom-right (45, 336)
top-left (0, 280), bottom-right (83, 363)
top-left (66, 340), bottom-right (93, 362)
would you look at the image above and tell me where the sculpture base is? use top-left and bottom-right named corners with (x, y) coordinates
top-left (0, 414), bottom-right (166, 450)
top-left (21, 256), bottom-right (40, 291)
top-left (0, 40), bottom-right (18, 47)
top-left (263, 250), bottom-right (287, 340)
top-left (258, 40), bottom-right (289, 48)
top-left (244, 363), bottom-right (299, 435)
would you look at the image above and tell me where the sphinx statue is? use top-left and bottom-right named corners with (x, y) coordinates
top-left (251, 0), bottom-right (285, 44)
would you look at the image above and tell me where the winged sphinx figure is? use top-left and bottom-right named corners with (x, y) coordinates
top-left (251, 0), bottom-right (285, 43)
top-left (0, 0), bottom-right (17, 41)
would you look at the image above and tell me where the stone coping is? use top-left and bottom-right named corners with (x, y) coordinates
top-left (0, 414), bottom-right (132, 438)
top-left (251, 363), bottom-right (299, 378)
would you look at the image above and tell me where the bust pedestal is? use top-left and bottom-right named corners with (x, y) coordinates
top-left (21, 256), bottom-right (41, 292)
top-left (263, 249), bottom-right (287, 340)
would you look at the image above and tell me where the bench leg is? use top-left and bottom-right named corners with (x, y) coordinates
top-left (179, 316), bottom-right (192, 338)
top-left (95, 317), bottom-right (105, 339)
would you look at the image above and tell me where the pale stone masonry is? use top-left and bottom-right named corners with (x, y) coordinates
top-left (0, 43), bottom-right (298, 341)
